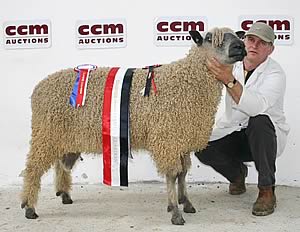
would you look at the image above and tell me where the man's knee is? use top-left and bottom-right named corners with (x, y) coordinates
top-left (194, 149), bottom-right (211, 165)
top-left (247, 115), bottom-right (275, 135)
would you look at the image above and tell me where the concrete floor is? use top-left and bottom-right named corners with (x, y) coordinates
top-left (1, 182), bottom-right (300, 232)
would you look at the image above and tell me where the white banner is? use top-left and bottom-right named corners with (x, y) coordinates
top-left (238, 16), bottom-right (294, 45)
top-left (153, 16), bottom-right (207, 47)
top-left (3, 20), bottom-right (52, 49)
top-left (76, 19), bottom-right (127, 49)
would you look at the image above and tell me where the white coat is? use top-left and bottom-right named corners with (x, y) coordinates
top-left (210, 57), bottom-right (290, 156)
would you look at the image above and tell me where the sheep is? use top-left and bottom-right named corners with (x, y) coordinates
top-left (20, 27), bottom-right (246, 225)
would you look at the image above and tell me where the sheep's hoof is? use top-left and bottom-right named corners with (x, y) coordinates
top-left (171, 212), bottom-right (185, 225)
top-left (25, 208), bottom-right (39, 219)
top-left (62, 194), bottom-right (73, 204)
top-left (56, 191), bottom-right (73, 204)
top-left (183, 202), bottom-right (196, 213)
top-left (21, 201), bottom-right (27, 209)
top-left (167, 205), bottom-right (174, 212)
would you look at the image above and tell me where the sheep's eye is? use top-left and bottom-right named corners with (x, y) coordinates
top-left (205, 33), bottom-right (212, 43)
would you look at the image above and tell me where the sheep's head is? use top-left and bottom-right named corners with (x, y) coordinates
top-left (189, 28), bottom-right (246, 64)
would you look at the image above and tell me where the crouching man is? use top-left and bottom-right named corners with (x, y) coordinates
top-left (195, 22), bottom-right (290, 216)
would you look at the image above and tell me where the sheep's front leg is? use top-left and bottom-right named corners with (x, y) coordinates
top-left (166, 173), bottom-right (185, 225)
top-left (55, 153), bottom-right (80, 204)
top-left (178, 156), bottom-right (196, 213)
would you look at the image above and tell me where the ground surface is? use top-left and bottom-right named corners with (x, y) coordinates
top-left (1, 182), bottom-right (300, 232)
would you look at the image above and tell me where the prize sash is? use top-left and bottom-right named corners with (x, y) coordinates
top-left (102, 67), bottom-right (135, 187)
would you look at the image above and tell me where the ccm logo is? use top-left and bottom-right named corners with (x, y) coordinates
top-left (5, 24), bottom-right (49, 36)
top-left (241, 20), bottom-right (291, 31)
top-left (78, 24), bottom-right (124, 35)
top-left (157, 21), bottom-right (205, 32)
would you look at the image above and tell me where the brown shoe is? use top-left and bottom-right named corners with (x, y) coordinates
top-left (252, 186), bottom-right (276, 216)
top-left (229, 164), bottom-right (247, 195)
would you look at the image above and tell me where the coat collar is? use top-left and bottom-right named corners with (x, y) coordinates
top-left (234, 57), bottom-right (271, 86)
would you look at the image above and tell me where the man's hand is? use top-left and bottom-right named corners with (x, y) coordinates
top-left (206, 57), bottom-right (235, 85)
top-left (206, 57), bottom-right (242, 104)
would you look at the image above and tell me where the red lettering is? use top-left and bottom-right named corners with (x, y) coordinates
top-left (78, 24), bottom-right (124, 35)
top-left (170, 21), bottom-right (181, 32)
top-left (91, 25), bottom-right (102, 35)
top-left (183, 21), bottom-right (204, 31)
top-left (17, 25), bottom-right (27, 35)
top-left (29, 24), bottom-right (48, 35)
top-left (78, 25), bottom-right (89, 35)
top-left (241, 19), bottom-right (291, 31)
top-left (157, 22), bottom-right (168, 32)
top-left (157, 21), bottom-right (205, 32)
top-left (103, 24), bottom-right (123, 34)
top-left (241, 20), bottom-right (253, 31)
top-left (268, 20), bottom-right (290, 30)
top-left (5, 26), bottom-right (16, 36)
top-left (5, 24), bottom-right (49, 36)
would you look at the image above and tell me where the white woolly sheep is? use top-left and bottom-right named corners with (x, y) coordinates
top-left (21, 27), bottom-right (246, 225)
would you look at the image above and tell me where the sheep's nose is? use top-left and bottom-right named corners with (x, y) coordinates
top-left (229, 41), bottom-right (246, 58)
top-left (231, 41), bottom-right (245, 50)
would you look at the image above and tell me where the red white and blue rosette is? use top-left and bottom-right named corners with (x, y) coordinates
top-left (70, 64), bottom-right (97, 108)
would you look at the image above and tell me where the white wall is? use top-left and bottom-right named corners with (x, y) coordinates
top-left (1, 0), bottom-right (299, 187)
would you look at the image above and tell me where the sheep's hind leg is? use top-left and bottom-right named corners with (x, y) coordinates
top-left (178, 156), bottom-right (196, 213)
top-left (166, 173), bottom-right (185, 225)
top-left (21, 148), bottom-right (56, 219)
top-left (55, 153), bottom-right (81, 204)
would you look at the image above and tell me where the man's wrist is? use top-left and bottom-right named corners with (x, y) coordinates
top-left (225, 78), bottom-right (237, 89)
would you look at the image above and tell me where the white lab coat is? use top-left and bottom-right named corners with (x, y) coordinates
top-left (210, 57), bottom-right (290, 156)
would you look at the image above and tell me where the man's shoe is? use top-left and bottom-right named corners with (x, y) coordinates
top-left (252, 186), bottom-right (276, 216)
top-left (229, 164), bottom-right (248, 195)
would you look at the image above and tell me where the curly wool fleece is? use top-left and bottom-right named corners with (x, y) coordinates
top-left (29, 45), bottom-right (222, 177)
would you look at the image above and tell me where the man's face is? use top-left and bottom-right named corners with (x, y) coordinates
top-left (244, 35), bottom-right (274, 64)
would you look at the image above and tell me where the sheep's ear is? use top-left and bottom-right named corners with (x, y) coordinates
top-left (235, 31), bottom-right (245, 39)
top-left (189, 30), bottom-right (203, 46)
